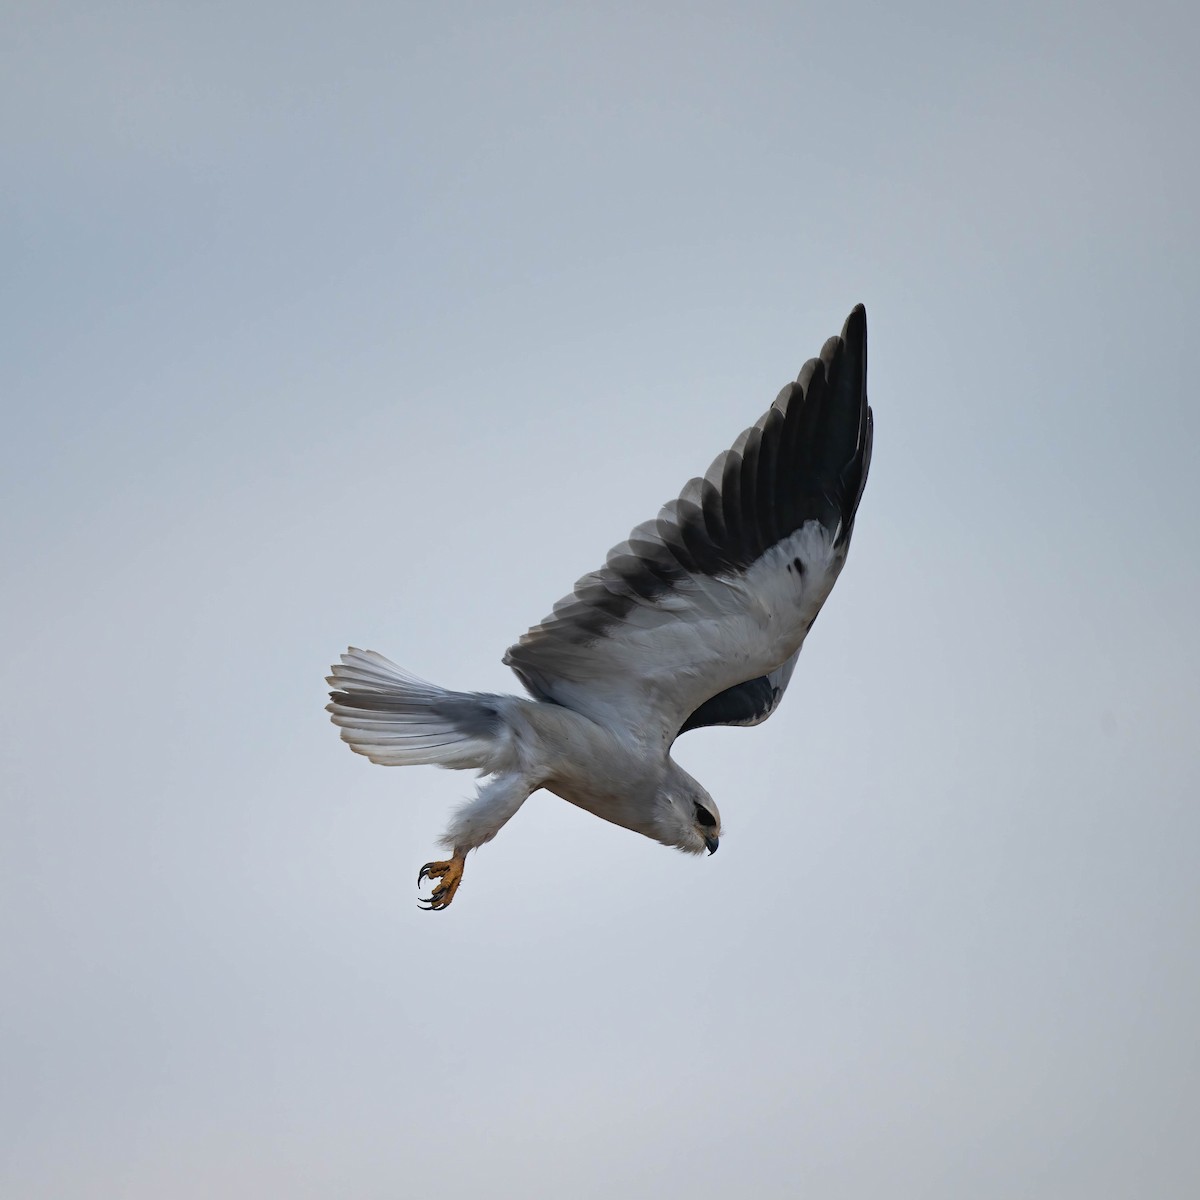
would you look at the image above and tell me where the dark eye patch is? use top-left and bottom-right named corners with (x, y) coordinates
top-left (694, 804), bottom-right (717, 829)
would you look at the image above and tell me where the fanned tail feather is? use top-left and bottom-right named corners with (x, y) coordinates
top-left (326, 648), bottom-right (512, 770)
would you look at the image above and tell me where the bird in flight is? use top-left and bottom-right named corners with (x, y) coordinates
top-left (327, 306), bottom-right (873, 909)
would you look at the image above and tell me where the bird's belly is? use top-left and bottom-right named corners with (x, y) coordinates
top-left (542, 777), bottom-right (659, 841)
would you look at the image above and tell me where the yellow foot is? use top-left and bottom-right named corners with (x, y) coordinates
top-left (417, 851), bottom-right (465, 911)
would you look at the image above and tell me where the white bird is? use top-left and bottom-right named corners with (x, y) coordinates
top-left (327, 306), bottom-right (873, 909)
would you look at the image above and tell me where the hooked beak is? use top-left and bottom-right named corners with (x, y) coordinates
top-left (704, 835), bottom-right (719, 855)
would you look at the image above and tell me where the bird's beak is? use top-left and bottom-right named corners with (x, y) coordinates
top-left (705, 836), bottom-right (719, 855)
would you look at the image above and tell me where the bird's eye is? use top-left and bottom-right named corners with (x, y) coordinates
top-left (694, 804), bottom-right (717, 829)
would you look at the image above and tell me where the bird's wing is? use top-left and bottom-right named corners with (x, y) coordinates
top-left (676, 647), bottom-right (802, 735)
top-left (503, 305), bottom-right (873, 745)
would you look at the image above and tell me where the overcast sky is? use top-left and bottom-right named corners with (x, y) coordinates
top-left (3, 2), bottom-right (1198, 1197)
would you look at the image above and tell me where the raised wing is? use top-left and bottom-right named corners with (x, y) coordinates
top-left (503, 305), bottom-right (873, 744)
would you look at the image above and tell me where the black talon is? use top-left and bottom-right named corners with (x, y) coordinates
top-left (416, 854), bottom-right (463, 911)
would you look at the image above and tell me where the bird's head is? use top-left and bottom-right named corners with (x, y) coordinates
top-left (654, 764), bottom-right (722, 856)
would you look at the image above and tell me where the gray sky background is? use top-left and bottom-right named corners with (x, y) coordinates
top-left (3, 3), bottom-right (1198, 1197)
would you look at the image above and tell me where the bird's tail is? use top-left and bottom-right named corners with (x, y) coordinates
top-left (326, 648), bottom-right (513, 771)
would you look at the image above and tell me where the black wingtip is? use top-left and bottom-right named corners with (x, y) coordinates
top-left (828, 306), bottom-right (872, 549)
top-left (841, 304), bottom-right (867, 353)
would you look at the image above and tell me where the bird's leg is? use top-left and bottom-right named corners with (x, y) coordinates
top-left (417, 774), bottom-right (531, 910)
top-left (417, 848), bottom-right (467, 911)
